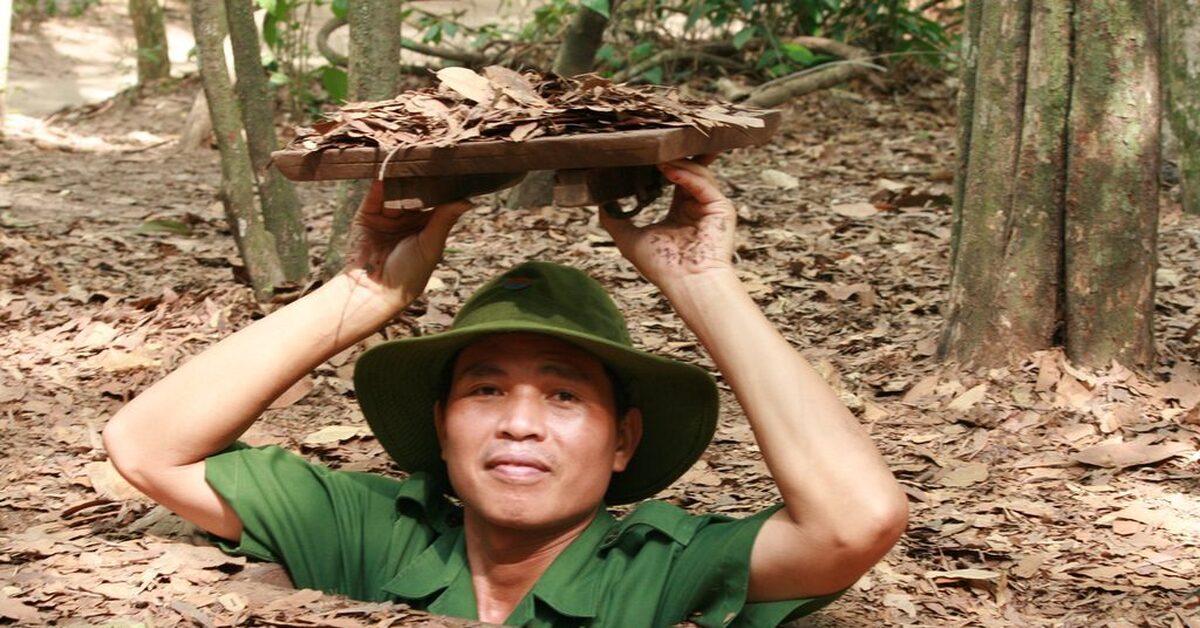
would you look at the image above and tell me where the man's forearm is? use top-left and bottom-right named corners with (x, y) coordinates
top-left (104, 270), bottom-right (410, 473)
top-left (661, 270), bottom-right (906, 538)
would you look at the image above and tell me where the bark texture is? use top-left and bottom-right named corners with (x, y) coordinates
top-left (1063, 1), bottom-right (1159, 368)
top-left (129, 0), bottom-right (170, 82)
top-left (1164, 0), bottom-right (1200, 215)
top-left (509, 5), bottom-right (612, 209)
top-left (191, 0), bottom-right (284, 299)
top-left (322, 0), bottom-right (402, 278)
top-left (942, 0), bottom-right (1159, 369)
top-left (1, 0), bottom-right (13, 132)
top-left (225, 0), bottom-right (308, 281)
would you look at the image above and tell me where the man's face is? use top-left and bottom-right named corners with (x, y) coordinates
top-left (434, 333), bottom-right (641, 532)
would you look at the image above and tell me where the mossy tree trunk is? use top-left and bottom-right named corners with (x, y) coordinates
top-left (321, 0), bottom-right (403, 278)
top-left (191, 0), bottom-right (285, 299)
top-left (1063, 2), bottom-right (1159, 367)
top-left (941, 0), bottom-right (1159, 370)
top-left (0, 0), bottom-right (10, 137)
top-left (130, 0), bottom-right (170, 83)
top-left (508, 3), bottom-right (614, 209)
top-left (225, 0), bottom-right (308, 281)
top-left (1163, 0), bottom-right (1200, 215)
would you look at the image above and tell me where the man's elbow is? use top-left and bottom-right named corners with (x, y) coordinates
top-left (834, 492), bottom-right (908, 580)
top-left (102, 415), bottom-right (151, 489)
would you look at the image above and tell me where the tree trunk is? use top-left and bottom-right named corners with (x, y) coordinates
top-left (1163, 0), bottom-right (1200, 215)
top-left (322, 0), bottom-right (402, 278)
top-left (508, 4), bottom-right (613, 209)
top-left (130, 0), bottom-right (170, 83)
top-left (0, 0), bottom-right (11, 137)
top-left (941, 0), bottom-right (1158, 370)
top-left (225, 0), bottom-right (308, 282)
top-left (1063, 1), bottom-right (1159, 368)
top-left (191, 0), bottom-right (285, 300)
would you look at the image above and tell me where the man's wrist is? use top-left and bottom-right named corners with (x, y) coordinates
top-left (324, 269), bottom-right (418, 326)
top-left (658, 268), bottom-right (745, 309)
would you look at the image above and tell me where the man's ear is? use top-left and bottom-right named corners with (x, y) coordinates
top-left (612, 407), bottom-right (643, 473)
top-left (433, 400), bottom-right (447, 460)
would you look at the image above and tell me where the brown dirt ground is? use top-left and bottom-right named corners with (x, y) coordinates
top-left (3, 19), bottom-right (1200, 628)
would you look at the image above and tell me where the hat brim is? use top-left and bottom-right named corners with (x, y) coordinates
top-left (354, 321), bottom-right (718, 505)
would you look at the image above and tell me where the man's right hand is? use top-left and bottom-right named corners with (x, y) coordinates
top-left (349, 179), bottom-right (473, 310)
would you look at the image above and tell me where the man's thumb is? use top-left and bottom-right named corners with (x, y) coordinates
top-left (426, 199), bottom-right (474, 238)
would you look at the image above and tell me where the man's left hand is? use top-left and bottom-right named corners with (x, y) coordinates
top-left (599, 156), bottom-right (736, 291)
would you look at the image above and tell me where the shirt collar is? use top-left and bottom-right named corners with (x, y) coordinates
top-left (519, 506), bottom-right (616, 621)
top-left (393, 471), bottom-right (458, 533)
top-left (382, 503), bottom-right (618, 623)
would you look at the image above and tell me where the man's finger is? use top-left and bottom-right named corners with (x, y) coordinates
top-left (692, 153), bottom-right (721, 167)
top-left (658, 162), bottom-right (724, 206)
top-left (423, 199), bottom-right (474, 242)
top-left (360, 179), bottom-right (386, 214)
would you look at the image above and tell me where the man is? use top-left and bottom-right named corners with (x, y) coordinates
top-left (104, 158), bottom-right (907, 627)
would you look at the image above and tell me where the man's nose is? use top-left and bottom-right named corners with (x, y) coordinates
top-left (496, 389), bottom-right (547, 441)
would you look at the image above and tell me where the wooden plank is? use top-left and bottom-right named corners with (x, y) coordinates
top-left (272, 110), bottom-right (781, 181)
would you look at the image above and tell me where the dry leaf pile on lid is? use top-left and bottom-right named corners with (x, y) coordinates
top-left (288, 65), bottom-right (768, 155)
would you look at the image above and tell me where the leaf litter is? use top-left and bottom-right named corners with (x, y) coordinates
top-left (0, 73), bottom-right (1198, 628)
top-left (288, 66), bottom-right (769, 173)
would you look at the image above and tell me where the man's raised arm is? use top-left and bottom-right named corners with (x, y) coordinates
top-left (600, 158), bottom-right (907, 601)
top-left (103, 185), bottom-right (471, 542)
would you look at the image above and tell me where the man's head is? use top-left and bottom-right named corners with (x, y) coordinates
top-left (434, 332), bottom-right (642, 530)
top-left (354, 261), bottom-right (718, 507)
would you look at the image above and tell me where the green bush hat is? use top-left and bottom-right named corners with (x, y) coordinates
top-left (354, 261), bottom-right (719, 505)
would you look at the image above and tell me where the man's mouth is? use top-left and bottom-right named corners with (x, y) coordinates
top-left (485, 454), bottom-right (551, 481)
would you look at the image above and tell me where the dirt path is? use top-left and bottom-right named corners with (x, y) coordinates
top-left (2, 10), bottom-right (1200, 628)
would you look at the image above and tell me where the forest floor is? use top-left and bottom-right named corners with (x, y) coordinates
top-left (3, 12), bottom-right (1200, 628)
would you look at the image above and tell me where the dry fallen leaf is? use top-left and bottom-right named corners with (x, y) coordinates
top-left (881, 592), bottom-right (917, 618)
top-left (946, 383), bottom-right (987, 412)
top-left (435, 67), bottom-right (495, 104)
top-left (1055, 372), bottom-right (1094, 409)
top-left (935, 461), bottom-right (989, 487)
top-left (85, 460), bottom-right (146, 502)
top-left (97, 348), bottom-right (160, 371)
top-left (1012, 553), bottom-right (1049, 578)
top-left (302, 425), bottom-right (369, 446)
top-left (902, 374), bottom-right (940, 403)
top-left (829, 202), bottom-right (879, 219)
top-left (1072, 441), bottom-right (1191, 469)
top-left (925, 568), bottom-right (1002, 581)
top-left (760, 169), bottom-right (799, 189)
top-left (0, 596), bottom-right (42, 623)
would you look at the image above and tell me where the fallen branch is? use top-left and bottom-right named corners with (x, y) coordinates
top-left (612, 49), bottom-right (748, 83)
top-left (317, 16), bottom-right (489, 68)
top-left (744, 36), bottom-right (880, 108)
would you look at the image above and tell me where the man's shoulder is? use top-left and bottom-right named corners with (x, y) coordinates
top-left (605, 500), bottom-right (773, 551)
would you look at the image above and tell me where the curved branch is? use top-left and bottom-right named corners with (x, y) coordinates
top-left (317, 16), bottom-right (490, 68)
top-left (745, 61), bottom-right (883, 107)
top-left (611, 49), bottom-right (748, 83)
top-left (744, 36), bottom-right (878, 108)
top-left (317, 15), bottom-right (348, 67)
top-left (399, 37), bottom-right (488, 66)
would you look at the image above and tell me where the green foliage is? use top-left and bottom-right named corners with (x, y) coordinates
top-left (606, 0), bottom-right (953, 82)
top-left (247, 0), bottom-right (954, 115)
top-left (253, 0), bottom-right (344, 117)
top-left (14, 0), bottom-right (99, 20)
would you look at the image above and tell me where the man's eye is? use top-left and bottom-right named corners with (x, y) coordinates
top-left (552, 390), bottom-right (579, 403)
top-left (471, 386), bottom-right (500, 396)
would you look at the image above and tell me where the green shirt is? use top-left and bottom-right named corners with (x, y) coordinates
top-left (205, 444), bottom-right (841, 627)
